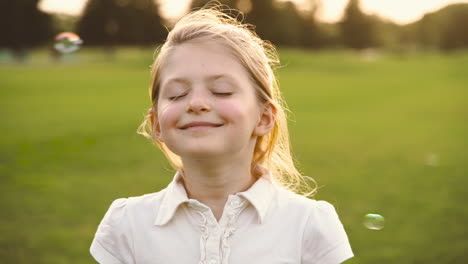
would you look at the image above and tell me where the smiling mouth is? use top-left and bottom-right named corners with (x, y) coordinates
top-left (185, 125), bottom-right (223, 130)
top-left (180, 124), bottom-right (224, 130)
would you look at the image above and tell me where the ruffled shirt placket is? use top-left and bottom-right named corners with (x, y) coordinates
top-left (188, 197), bottom-right (248, 264)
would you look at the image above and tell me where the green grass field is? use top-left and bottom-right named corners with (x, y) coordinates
top-left (1, 48), bottom-right (467, 263)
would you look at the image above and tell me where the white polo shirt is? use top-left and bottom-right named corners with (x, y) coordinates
top-left (90, 169), bottom-right (353, 264)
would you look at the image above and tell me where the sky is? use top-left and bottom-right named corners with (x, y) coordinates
top-left (39, 0), bottom-right (468, 25)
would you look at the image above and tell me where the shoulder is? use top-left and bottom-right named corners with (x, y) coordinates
top-left (93, 189), bottom-right (170, 241)
top-left (90, 189), bottom-right (169, 263)
top-left (126, 190), bottom-right (168, 210)
top-left (284, 195), bottom-right (354, 263)
top-left (276, 189), bottom-right (345, 238)
top-left (301, 198), bottom-right (346, 241)
top-left (274, 187), bottom-right (336, 216)
top-left (103, 189), bottom-right (168, 223)
top-left (273, 188), bottom-right (353, 263)
top-left (269, 188), bottom-right (346, 233)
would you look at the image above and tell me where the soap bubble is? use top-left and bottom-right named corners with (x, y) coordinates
top-left (363, 213), bottom-right (384, 230)
top-left (54, 32), bottom-right (83, 53)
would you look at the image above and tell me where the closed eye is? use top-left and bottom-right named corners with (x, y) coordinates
top-left (213, 92), bottom-right (233, 96)
top-left (169, 94), bottom-right (187, 100)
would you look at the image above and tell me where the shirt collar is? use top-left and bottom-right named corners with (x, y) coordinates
top-left (154, 166), bottom-right (276, 226)
top-left (237, 167), bottom-right (275, 224)
top-left (154, 171), bottom-right (190, 226)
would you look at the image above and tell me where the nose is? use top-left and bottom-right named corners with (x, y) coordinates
top-left (186, 90), bottom-right (211, 114)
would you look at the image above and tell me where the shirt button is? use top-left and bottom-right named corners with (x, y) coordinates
top-left (208, 259), bottom-right (217, 264)
top-left (231, 199), bottom-right (240, 207)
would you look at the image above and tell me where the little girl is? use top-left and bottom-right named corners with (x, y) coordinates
top-left (90, 7), bottom-right (353, 264)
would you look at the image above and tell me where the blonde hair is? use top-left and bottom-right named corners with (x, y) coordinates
top-left (137, 6), bottom-right (316, 196)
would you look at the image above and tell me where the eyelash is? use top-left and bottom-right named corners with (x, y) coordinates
top-left (168, 92), bottom-right (232, 101)
top-left (169, 95), bottom-right (186, 100)
top-left (213, 92), bottom-right (233, 96)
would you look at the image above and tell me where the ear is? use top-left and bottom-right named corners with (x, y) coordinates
top-left (254, 103), bottom-right (276, 137)
top-left (149, 108), bottom-right (163, 142)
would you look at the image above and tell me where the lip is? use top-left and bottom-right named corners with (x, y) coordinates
top-left (179, 122), bottom-right (223, 130)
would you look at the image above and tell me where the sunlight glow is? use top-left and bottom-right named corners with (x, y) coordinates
top-left (39, 0), bottom-right (468, 24)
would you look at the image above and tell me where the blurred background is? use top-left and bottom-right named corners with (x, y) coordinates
top-left (1, 0), bottom-right (467, 263)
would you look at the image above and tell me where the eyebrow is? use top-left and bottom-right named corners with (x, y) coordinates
top-left (162, 78), bottom-right (190, 87)
top-left (163, 74), bottom-right (236, 87)
top-left (207, 74), bottom-right (232, 82)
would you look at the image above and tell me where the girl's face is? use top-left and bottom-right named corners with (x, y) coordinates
top-left (154, 41), bottom-right (271, 160)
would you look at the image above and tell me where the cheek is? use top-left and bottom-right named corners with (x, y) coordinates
top-left (217, 100), bottom-right (259, 126)
top-left (157, 103), bottom-right (181, 131)
top-left (217, 101), bottom-right (243, 119)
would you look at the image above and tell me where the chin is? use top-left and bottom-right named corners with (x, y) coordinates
top-left (181, 150), bottom-right (225, 158)
top-left (173, 146), bottom-right (235, 160)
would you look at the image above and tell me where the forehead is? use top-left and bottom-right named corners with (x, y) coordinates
top-left (159, 40), bottom-right (252, 87)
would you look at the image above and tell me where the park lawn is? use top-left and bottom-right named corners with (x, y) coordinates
top-left (1, 48), bottom-right (467, 263)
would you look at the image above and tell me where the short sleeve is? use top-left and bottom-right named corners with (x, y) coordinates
top-left (90, 198), bottom-right (135, 264)
top-left (301, 201), bottom-right (354, 264)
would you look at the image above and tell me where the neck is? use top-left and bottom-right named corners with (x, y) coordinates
top-left (180, 155), bottom-right (257, 220)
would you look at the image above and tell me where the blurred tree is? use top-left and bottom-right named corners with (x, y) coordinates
top-left (439, 4), bottom-right (468, 51)
top-left (77, 0), bottom-right (166, 46)
top-left (244, 0), bottom-right (280, 43)
top-left (399, 3), bottom-right (468, 51)
top-left (51, 14), bottom-right (80, 33)
top-left (190, 0), bottom-right (238, 10)
top-left (339, 0), bottom-right (378, 49)
top-left (0, 0), bottom-right (53, 60)
top-left (190, 0), bottom-right (242, 20)
top-left (319, 22), bottom-right (342, 48)
top-left (367, 15), bottom-right (402, 51)
top-left (274, 1), bottom-right (303, 46)
top-left (190, 0), bottom-right (298, 46)
top-left (398, 13), bottom-right (441, 51)
top-left (188, 0), bottom-right (324, 48)
top-left (297, 0), bottom-right (324, 48)
top-left (417, 14), bottom-right (440, 48)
